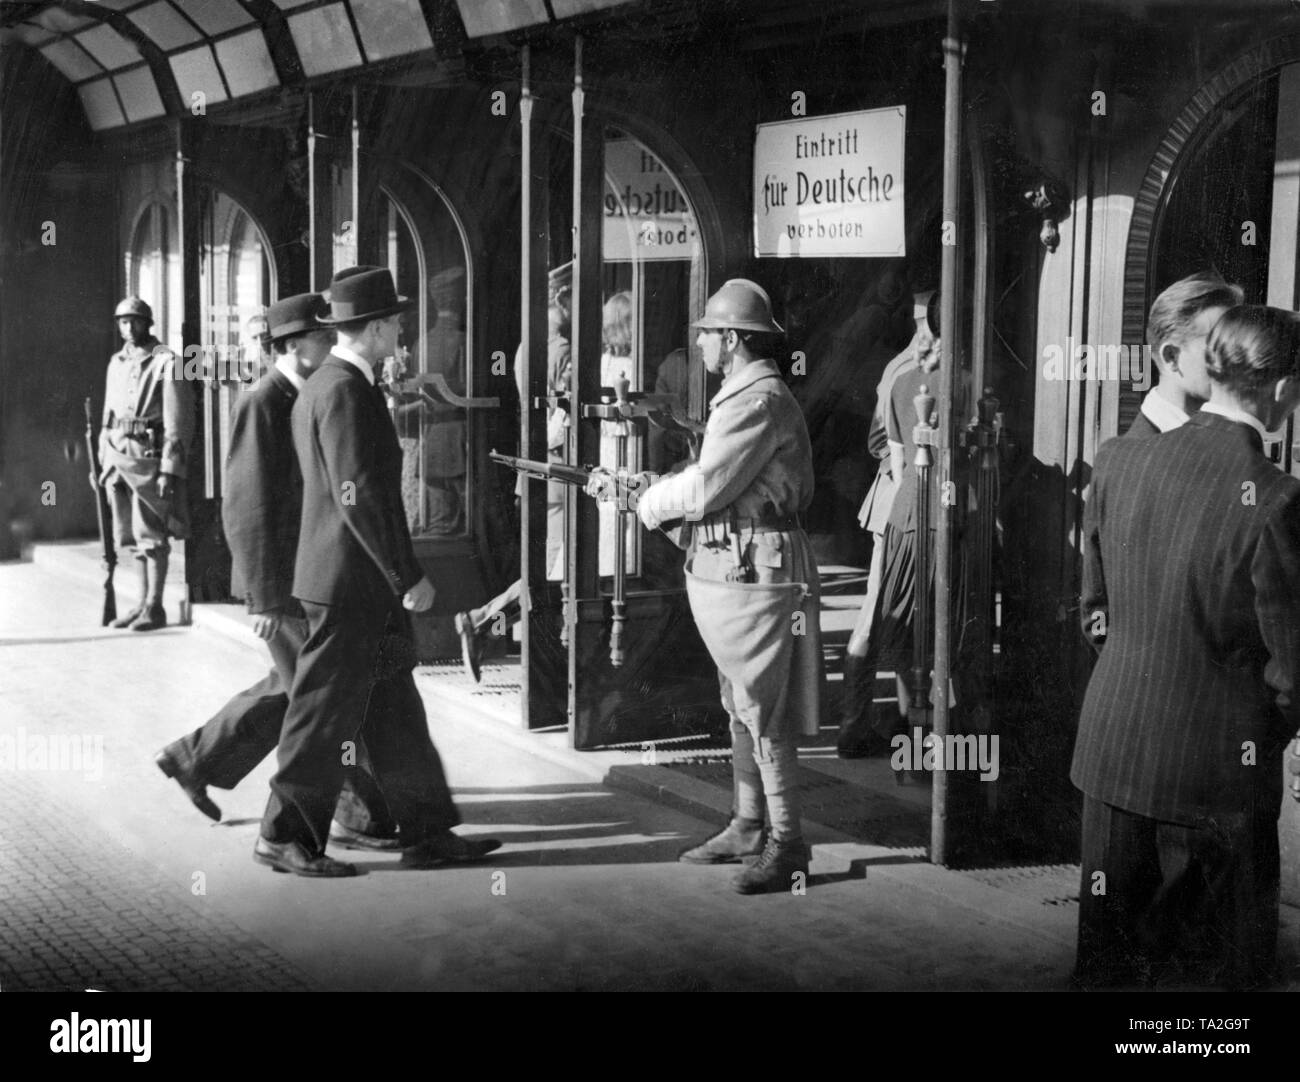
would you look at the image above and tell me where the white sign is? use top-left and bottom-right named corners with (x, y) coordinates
top-left (603, 138), bottom-right (698, 262)
top-left (753, 106), bottom-right (906, 258)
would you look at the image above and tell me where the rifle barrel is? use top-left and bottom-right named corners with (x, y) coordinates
top-left (489, 450), bottom-right (594, 488)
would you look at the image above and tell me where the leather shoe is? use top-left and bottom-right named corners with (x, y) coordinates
top-left (453, 612), bottom-right (482, 683)
top-left (110, 604), bottom-right (144, 629)
top-left (154, 749), bottom-right (222, 821)
top-left (130, 603), bottom-right (168, 632)
top-left (330, 819), bottom-right (402, 851)
top-left (253, 837), bottom-right (357, 878)
top-left (400, 830), bottom-right (501, 868)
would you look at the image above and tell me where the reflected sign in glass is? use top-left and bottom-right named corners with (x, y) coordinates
top-left (603, 139), bottom-right (698, 263)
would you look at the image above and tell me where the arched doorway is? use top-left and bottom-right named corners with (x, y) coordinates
top-left (376, 170), bottom-right (474, 541)
top-left (527, 116), bottom-right (724, 748)
top-left (361, 164), bottom-right (493, 660)
top-left (200, 189), bottom-right (274, 501)
top-left (125, 199), bottom-right (180, 349)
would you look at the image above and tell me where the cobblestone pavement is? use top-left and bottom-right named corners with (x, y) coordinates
top-left (0, 770), bottom-right (315, 992)
top-left (0, 557), bottom-right (1259, 992)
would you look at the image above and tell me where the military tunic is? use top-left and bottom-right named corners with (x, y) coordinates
top-left (638, 357), bottom-right (823, 740)
top-left (99, 336), bottom-right (195, 551)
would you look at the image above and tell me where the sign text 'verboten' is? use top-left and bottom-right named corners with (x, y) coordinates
top-left (753, 106), bottom-right (906, 258)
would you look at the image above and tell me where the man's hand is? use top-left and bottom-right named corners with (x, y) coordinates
top-left (158, 472), bottom-right (177, 500)
top-left (584, 467), bottom-right (616, 502)
top-left (252, 609), bottom-right (282, 641)
top-left (403, 576), bottom-right (436, 613)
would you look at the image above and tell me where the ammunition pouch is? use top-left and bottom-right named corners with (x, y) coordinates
top-left (112, 417), bottom-right (163, 455)
top-left (696, 509), bottom-right (803, 548)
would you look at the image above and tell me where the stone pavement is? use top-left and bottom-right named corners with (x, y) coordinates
top-left (3, 550), bottom-right (1297, 992)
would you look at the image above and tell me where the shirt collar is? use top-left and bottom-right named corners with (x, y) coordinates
top-left (710, 358), bottom-right (781, 410)
top-left (1198, 400), bottom-right (1273, 444)
top-left (273, 357), bottom-right (305, 392)
top-left (332, 344), bottom-right (376, 386)
top-left (1138, 389), bottom-right (1190, 433)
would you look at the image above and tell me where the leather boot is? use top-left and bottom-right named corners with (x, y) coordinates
top-left (678, 816), bottom-right (765, 864)
top-left (111, 557), bottom-right (148, 628)
top-left (732, 836), bottom-right (811, 895)
top-left (130, 603), bottom-right (168, 631)
top-left (132, 552), bottom-right (168, 631)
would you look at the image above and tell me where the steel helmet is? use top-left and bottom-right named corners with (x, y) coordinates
top-left (692, 278), bottom-right (784, 335)
top-left (114, 296), bottom-right (153, 324)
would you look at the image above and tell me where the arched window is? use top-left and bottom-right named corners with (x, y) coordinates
top-left (126, 201), bottom-right (178, 346)
top-left (203, 190), bottom-right (273, 376)
top-left (596, 126), bottom-right (706, 578)
top-left (379, 176), bottom-right (473, 539)
top-left (201, 190), bottom-right (273, 498)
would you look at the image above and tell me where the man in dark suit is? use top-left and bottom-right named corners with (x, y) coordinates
top-left (1124, 272), bottom-right (1241, 437)
top-left (1073, 304), bottom-right (1300, 988)
top-left (256, 267), bottom-right (499, 877)
top-left (155, 294), bottom-right (397, 848)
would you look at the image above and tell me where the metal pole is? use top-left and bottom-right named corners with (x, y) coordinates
top-left (933, 0), bottom-right (964, 867)
top-left (351, 85), bottom-right (360, 264)
top-left (563, 35), bottom-right (584, 659)
top-left (519, 44), bottom-right (535, 722)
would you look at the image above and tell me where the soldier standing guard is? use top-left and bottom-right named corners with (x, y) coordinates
top-left (97, 297), bottom-right (195, 631)
top-left (625, 278), bottom-right (823, 895)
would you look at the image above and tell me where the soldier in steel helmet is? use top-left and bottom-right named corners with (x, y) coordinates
top-left (96, 297), bottom-right (195, 631)
top-left (603, 278), bottom-right (823, 895)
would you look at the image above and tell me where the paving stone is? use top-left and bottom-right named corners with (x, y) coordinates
top-left (5, 555), bottom-right (1298, 992)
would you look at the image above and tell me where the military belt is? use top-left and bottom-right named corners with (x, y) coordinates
top-left (697, 510), bottom-right (802, 547)
top-left (113, 419), bottom-right (162, 438)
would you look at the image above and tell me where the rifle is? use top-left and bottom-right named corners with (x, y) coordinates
top-left (491, 450), bottom-right (660, 667)
top-left (84, 397), bottom-right (117, 625)
top-left (489, 450), bottom-right (600, 491)
top-left (489, 451), bottom-right (658, 511)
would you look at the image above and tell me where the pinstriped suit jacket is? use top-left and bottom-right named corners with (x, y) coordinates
top-left (1122, 409), bottom-right (1159, 438)
top-left (1071, 412), bottom-right (1300, 825)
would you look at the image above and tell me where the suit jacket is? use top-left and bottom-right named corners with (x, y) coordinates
top-left (223, 367), bottom-right (300, 614)
top-left (291, 355), bottom-right (424, 607)
top-left (1122, 409), bottom-right (1159, 438)
top-left (1072, 411), bottom-right (1300, 825)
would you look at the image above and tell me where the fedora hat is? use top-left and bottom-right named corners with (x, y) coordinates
top-left (320, 266), bottom-right (413, 325)
top-left (266, 292), bottom-right (329, 342)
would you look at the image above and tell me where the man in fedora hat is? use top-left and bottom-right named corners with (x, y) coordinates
top-left (601, 278), bottom-right (822, 895)
top-left (97, 296), bottom-right (195, 631)
top-left (256, 267), bottom-right (499, 877)
top-left (155, 293), bottom-right (397, 848)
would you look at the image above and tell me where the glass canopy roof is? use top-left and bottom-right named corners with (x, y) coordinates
top-left (2, 0), bottom-right (445, 131)
top-left (0, 0), bottom-right (649, 130)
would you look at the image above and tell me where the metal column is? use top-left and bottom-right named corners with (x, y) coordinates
top-left (932, 0), bottom-right (965, 866)
top-left (307, 93), bottom-right (333, 291)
